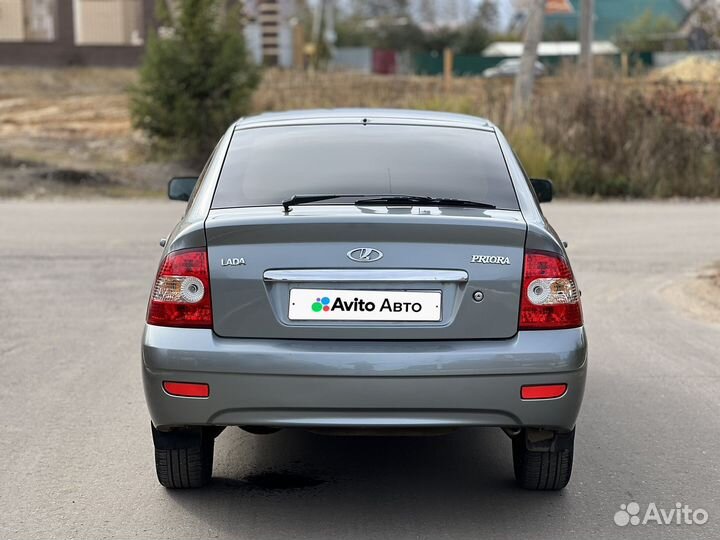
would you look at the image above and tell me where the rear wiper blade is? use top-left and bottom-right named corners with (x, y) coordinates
top-left (282, 194), bottom-right (370, 212)
top-left (282, 194), bottom-right (497, 212)
top-left (355, 195), bottom-right (496, 209)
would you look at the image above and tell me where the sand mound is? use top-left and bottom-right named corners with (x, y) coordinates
top-left (650, 56), bottom-right (720, 82)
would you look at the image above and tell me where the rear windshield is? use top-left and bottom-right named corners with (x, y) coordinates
top-left (212, 124), bottom-right (519, 210)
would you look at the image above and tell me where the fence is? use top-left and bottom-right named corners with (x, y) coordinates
top-left (0, 0), bottom-right (152, 66)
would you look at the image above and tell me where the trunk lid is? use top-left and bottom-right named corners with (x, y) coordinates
top-left (205, 205), bottom-right (526, 340)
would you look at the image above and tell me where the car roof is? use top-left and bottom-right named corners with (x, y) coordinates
top-left (233, 108), bottom-right (496, 131)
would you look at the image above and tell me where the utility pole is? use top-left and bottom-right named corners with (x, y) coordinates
top-left (512, 0), bottom-right (545, 122)
top-left (310, 0), bottom-right (326, 70)
top-left (579, 0), bottom-right (594, 82)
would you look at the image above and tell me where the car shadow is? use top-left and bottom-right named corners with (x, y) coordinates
top-left (165, 427), bottom-right (574, 538)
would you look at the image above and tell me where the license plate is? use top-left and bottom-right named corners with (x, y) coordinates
top-left (289, 289), bottom-right (442, 321)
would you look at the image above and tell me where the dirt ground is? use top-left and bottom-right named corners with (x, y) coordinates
top-left (663, 263), bottom-right (720, 325)
top-left (0, 68), bottom-right (194, 197)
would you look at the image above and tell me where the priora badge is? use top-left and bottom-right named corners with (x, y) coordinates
top-left (470, 255), bottom-right (510, 265)
top-left (347, 247), bottom-right (383, 263)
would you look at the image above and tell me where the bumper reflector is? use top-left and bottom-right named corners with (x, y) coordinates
top-left (162, 381), bottom-right (210, 398)
top-left (521, 384), bottom-right (567, 400)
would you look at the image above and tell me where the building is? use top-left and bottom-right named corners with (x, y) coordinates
top-left (482, 40), bottom-right (620, 58)
top-left (242, 0), bottom-right (299, 67)
top-left (0, 0), bottom-right (298, 66)
top-left (511, 0), bottom-right (688, 40)
top-left (679, 0), bottom-right (720, 49)
top-left (0, 0), bottom-right (57, 41)
top-left (0, 0), bottom-right (151, 65)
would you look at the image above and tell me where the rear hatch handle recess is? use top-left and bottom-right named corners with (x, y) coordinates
top-left (263, 269), bottom-right (469, 283)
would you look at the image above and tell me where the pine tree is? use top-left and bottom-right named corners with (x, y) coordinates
top-left (130, 0), bottom-right (260, 162)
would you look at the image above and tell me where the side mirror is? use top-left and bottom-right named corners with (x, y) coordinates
top-left (530, 178), bottom-right (553, 203)
top-left (168, 177), bottom-right (198, 201)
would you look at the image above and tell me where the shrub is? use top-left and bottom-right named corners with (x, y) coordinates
top-left (249, 70), bottom-right (720, 198)
top-left (531, 80), bottom-right (720, 197)
top-left (130, 0), bottom-right (260, 162)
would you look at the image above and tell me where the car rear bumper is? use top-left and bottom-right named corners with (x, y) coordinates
top-left (142, 325), bottom-right (587, 431)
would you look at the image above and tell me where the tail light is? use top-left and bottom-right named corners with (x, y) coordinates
top-left (519, 250), bottom-right (583, 330)
top-left (147, 248), bottom-right (212, 328)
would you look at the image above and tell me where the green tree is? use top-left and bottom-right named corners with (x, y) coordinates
top-left (130, 0), bottom-right (260, 162)
top-left (543, 22), bottom-right (577, 41)
top-left (422, 26), bottom-right (462, 52)
top-left (335, 14), bottom-right (425, 51)
top-left (335, 16), bottom-right (372, 47)
top-left (476, 0), bottom-right (499, 32)
top-left (454, 2), bottom-right (495, 55)
top-left (616, 9), bottom-right (678, 52)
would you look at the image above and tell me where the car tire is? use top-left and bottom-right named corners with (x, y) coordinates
top-left (151, 424), bottom-right (216, 488)
top-left (512, 428), bottom-right (574, 490)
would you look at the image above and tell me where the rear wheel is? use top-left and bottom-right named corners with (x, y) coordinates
top-left (151, 424), bottom-right (220, 488)
top-left (512, 428), bottom-right (574, 490)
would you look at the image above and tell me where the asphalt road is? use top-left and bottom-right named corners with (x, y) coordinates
top-left (2, 200), bottom-right (719, 539)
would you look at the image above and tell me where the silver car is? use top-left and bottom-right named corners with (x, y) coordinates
top-left (143, 109), bottom-right (587, 491)
top-left (482, 58), bottom-right (547, 78)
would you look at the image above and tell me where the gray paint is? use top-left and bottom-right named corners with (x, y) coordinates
top-left (205, 206), bottom-right (526, 340)
top-left (144, 109), bottom-right (586, 431)
top-left (143, 326), bottom-right (586, 431)
top-left (143, 326), bottom-right (587, 377)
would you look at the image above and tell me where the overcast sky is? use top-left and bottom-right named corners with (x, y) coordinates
top-left (470, 0), bottom-right (513, 30)
top-left (497, 0), bottom-right (513, 29)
